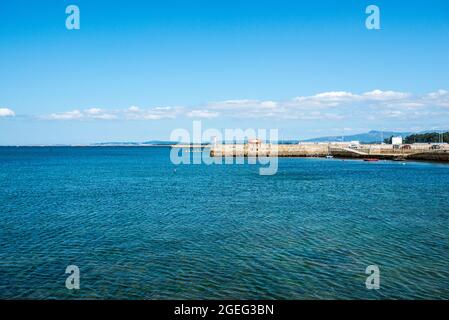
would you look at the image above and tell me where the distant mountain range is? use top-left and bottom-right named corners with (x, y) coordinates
top-left (91, 140), bottom-right (176, 146)
top-left (90, 130), bottom-right (448, 146)
top-left (301, 130), bottom-right (411, 143)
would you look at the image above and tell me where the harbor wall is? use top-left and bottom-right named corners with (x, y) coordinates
top-left (210, 143), bottom-right (329, 157)
top-left (210, 143), bottom-right (449, 162)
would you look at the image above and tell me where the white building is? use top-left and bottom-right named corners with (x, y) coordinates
top-left (392, 136), bottom-right (403, 145)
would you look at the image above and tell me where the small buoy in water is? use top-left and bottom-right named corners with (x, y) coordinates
top-left (173, 168), bottom-right (177, 173)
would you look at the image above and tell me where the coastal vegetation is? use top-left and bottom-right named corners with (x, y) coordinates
top-left (384, 132), bottom-right (449, 144)
top-left (404, 132), bottom-right (449, 144)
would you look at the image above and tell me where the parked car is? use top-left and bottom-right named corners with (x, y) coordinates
top-left (431, 144), bottom-right (441, 150)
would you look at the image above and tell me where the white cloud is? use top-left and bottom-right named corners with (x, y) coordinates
top-left (127, 106), bottom-right (141, 113)
top-left (124, 106), bottom-right (183, 120)
top-left (48, 110), bottom-right (83, 120)
top-left (426, 89), bottom-right (448, 99)
top-left (309, 91), bottom-right (356, 101)
top-left (39, 89), bottom-right (449, 123)
top-left (186, 110), bottom-right (219, 119)
top-left (291, 89), bottom-right (408, 106)
top-left (201, 89), bottom-right (449, 121)
top-left (208, 99), bottom-right (277, 110)
top-left (425, 89), bottom-right (449, 107)
top-left (84, 108), bottom-right (117, 120)
top-left (47, 108), bottom-right (116, 120)
top-left (85, 108), bottom-right (102, 115)
top-left (362, 89), bottom-right (409, 100)
top-left (387, 102), bottom-right (424, 108)
top-left (0, 108), bottom-right (15, 117)
top-left (206, 99), bottom-right (283, 118)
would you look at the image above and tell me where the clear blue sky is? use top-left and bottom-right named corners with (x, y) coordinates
top-left (1, 0), bottom-right (449, 144)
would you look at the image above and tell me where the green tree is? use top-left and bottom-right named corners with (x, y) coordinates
top-left (383, 136), bottom-right (393, 144)
top-left (404, 132), bottom-right (449, 144)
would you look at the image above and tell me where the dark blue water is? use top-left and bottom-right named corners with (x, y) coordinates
top-left (1, 147), bottom-right (448, 299)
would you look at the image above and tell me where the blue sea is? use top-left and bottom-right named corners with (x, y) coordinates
top-left (0, 147), bottom-right (448, 299)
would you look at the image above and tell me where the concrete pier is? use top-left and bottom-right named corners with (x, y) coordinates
top-left (210, 142), bottom-right (449, 162)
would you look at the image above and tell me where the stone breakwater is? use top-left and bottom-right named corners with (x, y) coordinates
top-left (209, 143), bottom-right (449, 162)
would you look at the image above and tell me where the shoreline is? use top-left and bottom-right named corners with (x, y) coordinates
top-left (1, 144), bottom-right (449, 164)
